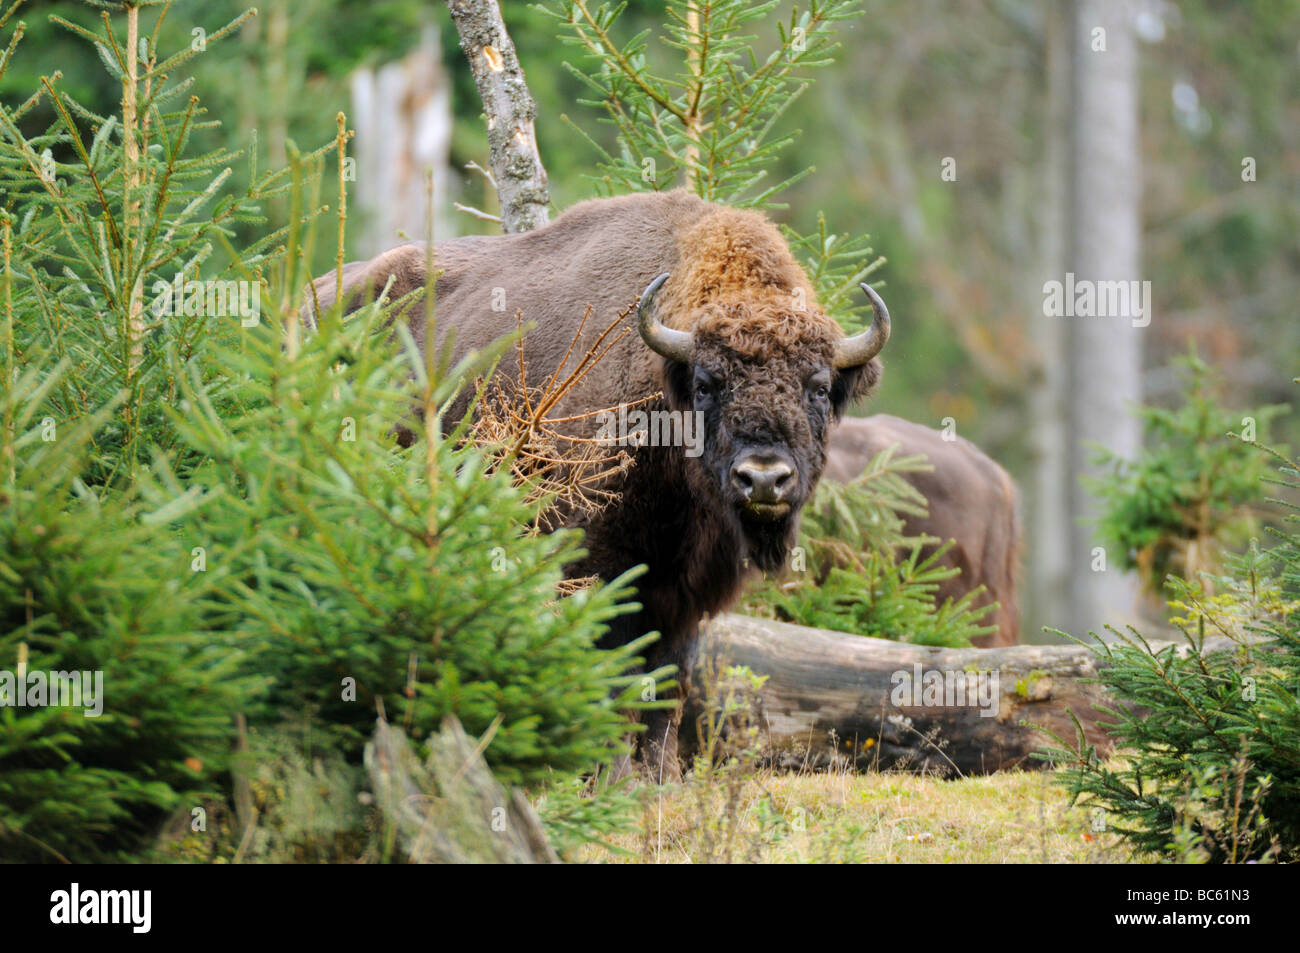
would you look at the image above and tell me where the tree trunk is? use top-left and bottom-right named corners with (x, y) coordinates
top-left (1065, 0), bottom-right (1143, 639)
top-left (366, 715), bottom-right (558, 863)
top-left (350, 26), bottom-right (455, 255)
top-left (263, 0), bottom-right (291, 232)
top-left (445, 0), bottom-right (550, 233)
top-left (683, 613), bottom-right (1224, 776)
top-left (1025, 1), bottom-right (1072, 645)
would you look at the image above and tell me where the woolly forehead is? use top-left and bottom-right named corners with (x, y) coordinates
top-left (688, 299), bottom-right (841, 367)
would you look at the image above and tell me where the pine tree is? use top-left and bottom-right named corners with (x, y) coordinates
top-left (0, 2), bottom-right (291, 485)
top-left (1088, 351), bottom-right (1285, 595)
top-left (1, 1), bottom-right (651, 861)
top-left (538, 0), bottom-right (884, 330)
top-left (1044, 378), bottom-right (1300, 862)
top-left (0, 354), bottom-right (264, 862)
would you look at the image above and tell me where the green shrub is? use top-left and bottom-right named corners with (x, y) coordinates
top-left (168, 306), bottom-right (652, 786)
top-left (1088, 351), bottom-right (1285, 595)
top-left (743, 446), bottom-right (995, 646)
top-left (1046, 404), bottom-right (1300, 863)
top-left (0, 362), bottom-right (262, 863)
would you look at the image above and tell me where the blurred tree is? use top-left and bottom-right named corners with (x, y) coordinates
top-left (1065, 0), bottom-right (1143, 638)
top-left (1027, 1), bottom-right (1072, 647)
top-left (349, 25), bottom-right (455, 254)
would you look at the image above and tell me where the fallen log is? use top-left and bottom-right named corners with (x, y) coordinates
top-left (683, 612), bottom-right (1237, 776)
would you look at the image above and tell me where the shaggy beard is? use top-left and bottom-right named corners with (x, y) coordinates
top-left (739, 510), bottom-right (799, 573)
top-left (688, 459), bottom-right (801, 575)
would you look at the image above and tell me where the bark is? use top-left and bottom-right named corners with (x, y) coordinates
top-left (123, 4), bottom-right (143, 374)
top-left (365, 715), bottom-right (558, 863)
top-left (446, 0), bottom-right (551, 233)
top-left (683, 613), bottom-right (1233, 776)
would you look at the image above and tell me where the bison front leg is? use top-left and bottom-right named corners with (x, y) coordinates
top-left (599, 685), bottom-right (680, 785)
top-left (602, 708), bottom-right (680, 785)
top-left (638, 623), bottom-right (698, 784)
top-left (640, 701), bottom-right (683, 784)
top-left (595, 608), bottom-right (683, 783)
top-left (593, 578), bottom-right (698, 783)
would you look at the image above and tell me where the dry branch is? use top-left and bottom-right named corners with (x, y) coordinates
top-left (446, 0), bottom-right (550, 233)
top-left (467, 306), bottom-right (649, 531)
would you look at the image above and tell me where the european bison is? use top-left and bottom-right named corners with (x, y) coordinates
top-left (824, 415), bottom-right (1021, 647)
top-left (306, 190), bottom-right (890, 780)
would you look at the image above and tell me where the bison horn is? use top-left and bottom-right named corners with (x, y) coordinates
top-left (636, 272), bottom-right (694, 363)
top-left (833, 282), bottom-right (891, 368)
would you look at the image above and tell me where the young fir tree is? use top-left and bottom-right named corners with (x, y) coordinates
top-left (539, 0), bottom-right (880, 329)
top-left (1088, 351), bottom-right (1286, 596)
top-left (0, 352), bottom-right (264, 862)
top-left (0, 0), bottom-right (277, 864)
top-left (1, 1), bottom-right (650, 861)
top-left (1044, 377), bottom-right (1300, 863)
top-left (0, 1), bottom-right (286, 485)
top-left (166, 282), bottom-right (654, 785)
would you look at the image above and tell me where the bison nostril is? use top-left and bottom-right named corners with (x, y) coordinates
top-left (731, 458), bottom-right (796, 503)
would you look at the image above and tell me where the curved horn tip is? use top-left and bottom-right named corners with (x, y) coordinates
top-left (833, 282), bottom-right (891, 368)
top-left (636, 271), bottom-right (693, 364)
top-left (640, 271), bottom-right (671, 305)
top-left (858, 281), bottom-right (891, 327)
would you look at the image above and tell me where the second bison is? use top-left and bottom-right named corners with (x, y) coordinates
top-left (824, 415), bottom-right (1021, 646)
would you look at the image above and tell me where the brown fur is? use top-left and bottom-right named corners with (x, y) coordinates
top-left (655, 206), bottom-right (839, 358)
top-left (306, 190), bottom-right (884, 778)
top-left (824, 415), bottom-right (1021, 647)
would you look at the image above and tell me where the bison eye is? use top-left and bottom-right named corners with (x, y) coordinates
top-left (692, 370), bottom-right (719, 403)
top-left (806, 370), bottom-right (832, 406)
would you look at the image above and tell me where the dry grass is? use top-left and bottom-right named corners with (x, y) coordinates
top-left (572, 661), bottom-right (1136, 864)
top-left (581, 767), bottom-right (1136, 864)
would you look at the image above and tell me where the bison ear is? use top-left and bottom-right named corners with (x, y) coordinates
top-left (830, 356), bottom-right (882, 419)
top-left (662, 357), bottom-right (695, 410)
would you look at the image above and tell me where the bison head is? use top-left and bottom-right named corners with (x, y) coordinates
top-left (637, 273), bottom-right (889, 572)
